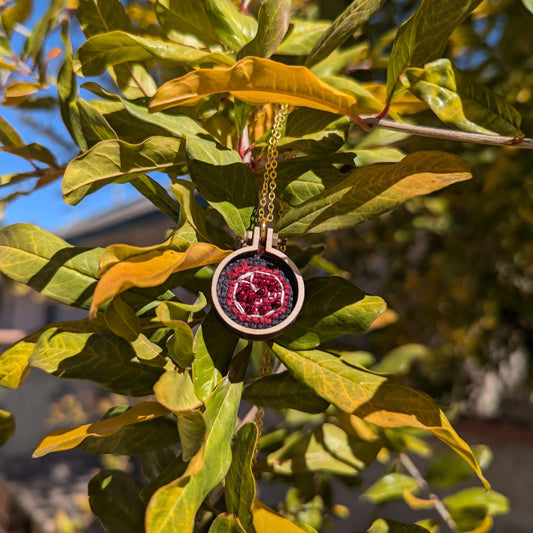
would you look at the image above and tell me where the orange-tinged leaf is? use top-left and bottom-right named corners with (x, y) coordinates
top-left (251, 499), bottom-right (307, 533)
top-left (363, 82), bottom-right (428, 115)
top-left (149, 56), bottom-right (363, 117)
top-left (91, 243), bottom-right (231, 315)
top-left (272, 345), bottom-right (490, 490)
top-left (33, 401), bottom-right (169, 458)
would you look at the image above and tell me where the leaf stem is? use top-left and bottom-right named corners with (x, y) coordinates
top-left (399, 453), bottom-right (457, 532)
top-left (358, 115), bottom-right (533, 149)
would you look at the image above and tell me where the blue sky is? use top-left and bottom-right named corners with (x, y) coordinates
top-left (0, 2), bottom-right (143, 234)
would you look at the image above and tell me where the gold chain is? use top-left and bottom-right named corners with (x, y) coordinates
top-left (258, 104), bottom-right (289, 224)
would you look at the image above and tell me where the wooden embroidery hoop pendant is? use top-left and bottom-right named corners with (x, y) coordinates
top-left (211, 223), bottom-right (305, 340)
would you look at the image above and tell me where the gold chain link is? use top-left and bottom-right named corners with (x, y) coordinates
top-left (258, 104), bottom-right (289, 225)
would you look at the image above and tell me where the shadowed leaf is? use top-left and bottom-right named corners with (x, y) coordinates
top-left (272, 345), bottom-right (490, 489)
top-left (0, 223), bottom-right (101, 309)
top-left (33, 401), bottom-right (169, 457)
top-left (386, 0), bottom-right (483, 98)
top-left (0, 410), bottom-right (15, 447)
top-left (277, 151), bottom-right (471, 237)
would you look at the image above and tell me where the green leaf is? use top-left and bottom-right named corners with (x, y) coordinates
top-left (178, 411), bottom-right (207, 461)
top-left (276, 151), bottom-right (472, 237)
top-left (68, 99), bottom-right (118, 150)
top-left (372, 344), bottom-right (431, 375)
top-left (306, 0), bottom-right (385, 68)
top-left (140, 455), bottom-right (188, 503)
top-left (74, 31), bottom-right (233, 77)
top-left (77, 0), bottom-right (157, 99)
top-left (62, 136), bottom-right (186, 205)
top-left (140, 448), bottom-right (178, 482)
top-left (443, 488), bottom-right (509, 516)
top-left (29, 319), bottom-right (163, 396)
top-left (204, 0), bottom-right (257, 51)
top-left (386, 0), bottom-right (483, 99)
top-left (523, 0), bottom-right (533, 14)
top-left (277, 20), bottom-right (331, 56)
top-left (362, 473), bottom-right (419, 504)
top-left (0, 330), bottom-right (37, 388)
top-left (209, 514), bottom-right (247, 533)
top-left (0, 410), bottom-right (15, 447)
top-left (186, 136), bottom-right (257, 238)
top-left (0, 223), bottom-right (101, 309)
top-left (400, 58), bottom-right (523, 136)
top-left (89, 469), bottom-right (145, 533)
top-left (34, 401), bottom-right (170, 457)
top-left (79, 407), bottom-right (180, 455)
top-left (145, 377), bottom-right (243, 533)
top-left (358, 518), bottom-right (431, 533)
top-left (225, 423), bottom-right (258, 529)
top-left (154, 371), bottom-right (203, 413)
top-left (238, 0), bottom-right (290, 59)
top-left (163, 321), bottom-right (196, 368)
top-left (0, 114), bottom-right (24, 146)
top-left (243, 371), bottom-right (329, 414)
top-left (271, 345), bottom-right (490, 489)
top-left (266, 422), bottom-right (380, 475)
top-left (105, 296), bottom-right (163, 362)
top-left (425, 445), bottom-right (493, 488)
top-left (155, 0), bottom-right (221, 48)
top-left (192, 312), bottom-right (238, 401)
top-left (131, 175), bottom-right (181, 223)
top-left (278, 277), bottom-right (386, 350)
top-left (171, 179), bottom-right (212, 242)
top-left (0, 143), bottom-right (58, 166)
top-left (2, 0), bottom-right (32, 37)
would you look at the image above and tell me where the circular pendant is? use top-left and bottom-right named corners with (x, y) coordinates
top-left (211, 227), bottom-right (304, 340)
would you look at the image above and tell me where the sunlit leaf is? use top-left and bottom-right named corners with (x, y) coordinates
top-left (209, 514), bottom-right (246, 533)
top-left (0, 410), bottom-right (15, 447)
top-left (362, 473), bottom-right (419, 504)
top-left (356, 518), bottom-right (431, 533)
top-left (77, 0), bottom-right (157, 99)
top-left (306, 0), bottom-right (385, 67)
top-left (278, 277), bottom-right (386, 350)
top-left (203, 0), bottom-right (257, 51)
top-left (131, 175), bottom-right (181, 223)
top-left (29, 319), bottom-right (163, 396)
top-left (91, 242), bottom-right (231, 314)
top-left (239, 0), bottom-right (290, 59)
top-left (276, 20), bottom-right (331, 56)
top-left (266, 422), bottom-right (380, 475)
top-left (277, 151), bottom-right (471, 237)
top-left (33, 401), bottom-right (169, 457)
top-left (400, 58), bottom-right (523, 136)
top-left (386, 0), bottom-right (483, 98)
top-left (0, 114), bottom-right (24, 147)
top-left (2, 0), bottom-right (32, 36)
top-left (63, 136), bottom-right (186, 205)
top-left (0, 223), bottom-right (101, 309)
top-left (154, 371), bottom-right (202, 413)
top-left (443, 488), bottom-right (509, 516)
top-left (522, 0), bottom-right (533, 14)
top-left (150, 57), bottom-right (363, 117)
top-left (74, 31), bottom-right (233, 77)
top-left (272, 345), bottom-right (490, 489)
top-left (155, 0), bottom-right (221, 49)
top-left (0, 330), bottom-right (38, 388)
top-left (89, 469), bottom-right (145, 533)
top-left (372, 344), bottom-right (430, 375)
top-left (145, 378), bottom-right (243, 533)
top-left (251, 499), bottom-right (307, 533)
top-left (2, 81), bottom-right (41, 106)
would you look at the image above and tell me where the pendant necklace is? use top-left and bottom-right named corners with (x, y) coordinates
top-left (211, 104), bottom-right (305, 340)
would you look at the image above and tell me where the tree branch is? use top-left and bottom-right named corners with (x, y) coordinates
top-left (399, 453), bottom-right (457, 532)
top-left (358, 114), bottom-right (533, 150)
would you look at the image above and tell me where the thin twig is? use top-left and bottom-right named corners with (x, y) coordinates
top-left (399, 453), bottom-right (457, 532)
top-left (358, 114), bottom-right (533, 149)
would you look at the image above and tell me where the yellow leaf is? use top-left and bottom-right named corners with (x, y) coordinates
top-left (363, 82), bottom-right (428, 115)
top-left (251, 500), bottom-right (307, 533)
top-left (33, 401), bottom-right (169, 458)
top-left (91, 242), bottom-right (231, 315)
top-left (149, 56), bottom-right (363, 118)
top-left (403, 490), bottom-right (436, 510)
